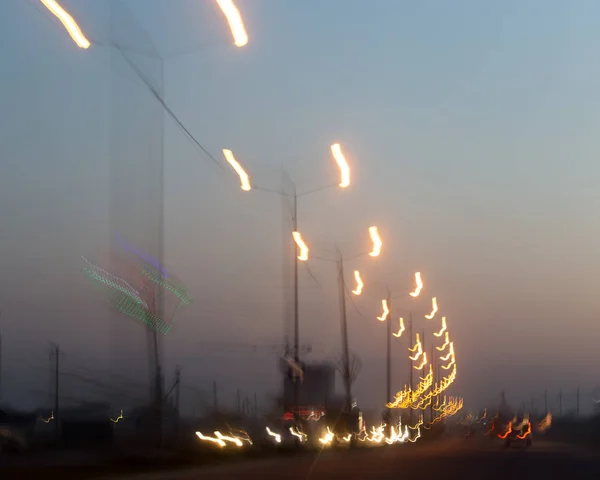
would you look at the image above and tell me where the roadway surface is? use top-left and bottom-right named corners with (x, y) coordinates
top-left (105, 436), bottom-right (600, 480)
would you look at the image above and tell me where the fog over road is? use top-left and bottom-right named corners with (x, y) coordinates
top-left (109, 436), bottom-right (600, 480)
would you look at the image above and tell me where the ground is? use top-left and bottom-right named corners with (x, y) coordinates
top-left (103, 436), bottom-right (600, 480)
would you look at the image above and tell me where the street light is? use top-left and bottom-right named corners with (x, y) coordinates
top-left (216, 0), bottom-right (249, 47)
top-left (39, 0), bottom-right (91, 49)
top-left (222, 143), bottom-right (354, 416)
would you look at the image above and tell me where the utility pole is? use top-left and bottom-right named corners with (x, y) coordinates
top-left (337, 248), bottom-right (352, 412)
top-left (429, 344), bottom-right (434, 423)
top-left (386, 291), bottom-right (392, 406)
top-left (51, 343), bottom-right (60, 443)
top-left (292, 188), bottom-right (300, 420)
top-left (213, 380), bottom-right (218, 413)
top-left (174, 367), bottom-right (181, 417)
top-left (408, 313), bottom-right (414, 426)
top-left (559, 389), bottom-right (562, 417)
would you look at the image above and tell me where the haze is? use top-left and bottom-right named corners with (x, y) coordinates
top-left (1, 0), bottom-right (599, 417)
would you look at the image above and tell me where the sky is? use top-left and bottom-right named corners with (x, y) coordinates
top-left (1, 0), bottom-right (600, 416)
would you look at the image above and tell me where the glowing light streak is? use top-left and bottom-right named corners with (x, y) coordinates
top-left (413, 352), bottom-right (427, 370)
top-left (497, 422), bottom-right (512, 439)
top-left (196, 431), bottom-right (226, 447)
top-left (289, 427), bottom-right (307, 443)
top-left (40, 0), bottom-right (90, 49)
top-left (215, 0), bottom-right (248, 47)
top-left (409, 272), bottom-right (423, 297)
top-left (425, 297), bottom-right (438, 319)
top-left (408, 333), bottom-right (423, 360)
top-left (441, 343), bottom-right (454, 362)
top-left (368, 226), bottom-right (382, 257)
top-left (330, 143), bottom-right (350, 188)
top-left (318, 426), bottom-right (335, 446)
top-left (292, 231), bottom-right (309, 261)
top-left (110, 410), bottom-right (124, 423)
top-left (377, 299), bottom-right (389, 321)
top-left (436, 332), bottom-right (450, 351)
top-left (40, 411), bottom-right (54, 423)
top-left (266, 427), bottom-right (281, 443)
top-left (392, 317), bottom-right (405, 338)
top-left (516, 422), bottom-right (532, 440)
top-left (433, 317), bottom-right (447, 337)
top-left (215, 431), bottom-right (243, 446)
top-left (223, 149), bottom-right (251, 191)
top-left (352, 270), bottom-right (363, 295)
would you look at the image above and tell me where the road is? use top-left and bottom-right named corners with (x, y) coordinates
top-left (105, 436), bottom-right (600, 479)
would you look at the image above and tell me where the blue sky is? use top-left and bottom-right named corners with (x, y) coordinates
top-left (2, 0), bottom-right (600, 414)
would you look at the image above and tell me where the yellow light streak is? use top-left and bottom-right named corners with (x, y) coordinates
top-left (413, 352), bottom-right (427, 370)
top-left (392, 317), bottom-right (405, 337)
top-left (408, 333), bottom-right (423, 360)
top-left (433, 317), bottom-right (447, 337)
top-left (330, 143), bottom-right (350, 188)
top-left (266, 427), bottom-right (282, 443)
top-left (215, 431), bottom-right (243, 446)
top-left (377, 298), bottom-right (389, 321)
top-left (352, 270), bottom-right (363, 295)
top-left (222, 149), bottom-right (251, 191)
top-left (436, 331), bottom-right (450, 351)
top-left (424, 297), bottom-right (438, 319)
top-left (215, 0), bottom-right (248, 47)
top-left (40, 411), bottom-right (54, 423)
top-left (109, 410), bottom-right (124, 423)
top-left (368, 226), bottom-right (382, 257)
top-left (441, 343), bottom-right (454, 362)
top-left (409, 272), bottom-right (423, 297)
top-left (40, 0), bottom-right (91, 49)
top-left (196, 431), bottom-right (226, 447)
top-left (292, 231), bottom-right (309, 261)
top-left (289, 427), bottom-right (307, 443)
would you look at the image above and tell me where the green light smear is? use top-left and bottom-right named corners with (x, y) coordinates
top-left (141, 265), bottom-right (191, 304)
top-left (84, 267), bottom-right (172, 335)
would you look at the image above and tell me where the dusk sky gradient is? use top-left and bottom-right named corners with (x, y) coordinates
top-left (1, 0), bottom-right (600, 415)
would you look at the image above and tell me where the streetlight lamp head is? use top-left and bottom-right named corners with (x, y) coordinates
top-left (216, 0), bottom-right (249, 48)
top-left (330, 143), bottom-right (350, 188)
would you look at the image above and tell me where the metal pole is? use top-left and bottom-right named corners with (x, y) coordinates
top-left (54, 344), bottom-right (60, 443)
top-left (386, 292), bottom-right (391, 406)
top-left (408, 313), bottom-right (413, 426)
top-left (559, 389), bottom-right (562, 417)
top-left (213, 380), bottom-right (218, 412)
top-left (292, 188), bottom-right (300, 419)
top-left (337, 250), bottom-right (352, 411)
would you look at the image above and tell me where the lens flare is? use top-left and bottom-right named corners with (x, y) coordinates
top-left (409, 272), bottom-right (423, 297)
top-left (368, 226), bottom-right (382, 257)
top-left (292, 231), bottom-right (309, 261)
top-left (377, 299), bottom-right (389, 321)
top-left (352, 270), bottom-right (363, 295)
top-left (40, 0), bottom-right (91, 49)
top-left (330, 143), bottom-right (350, 188)
top-left (425, 297), bottom-right (438, 319)
top-left (222, 149), bottom-right (251, 191)
top-left (215, 0), bottom-right (248, 47)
